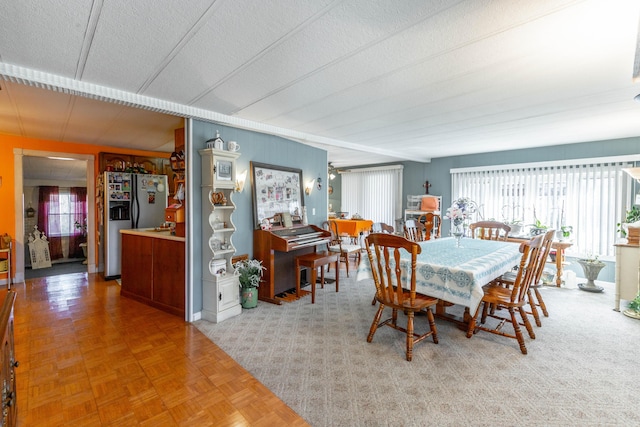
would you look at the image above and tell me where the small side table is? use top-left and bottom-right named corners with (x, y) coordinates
top-left (552, 241), bottom-right (573, 287)
top-left (508, 237), bottom-right (572, 287)
top-left (0, 245), bottom-right (11, 290)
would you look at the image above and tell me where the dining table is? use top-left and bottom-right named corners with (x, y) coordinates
top-left (332, 218), bottom-right (374, 240)
top-left (357, 237), bottom-right (523, 330)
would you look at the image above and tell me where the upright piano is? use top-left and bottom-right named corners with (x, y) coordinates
top-left (254, 224), bottom-right (332, 304)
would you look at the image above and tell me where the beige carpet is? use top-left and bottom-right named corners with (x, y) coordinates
top-left (195, 273), bottom-right (640, 427)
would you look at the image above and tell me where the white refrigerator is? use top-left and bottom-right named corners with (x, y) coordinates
top-left (103, 172), bottom-right (168, 279)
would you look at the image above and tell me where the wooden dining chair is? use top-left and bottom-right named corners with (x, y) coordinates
top-left (403, 219), bottom-right (424, 242)
top-left (326, 220), bottom-right (361, 277)
top-left (467, 233), bottom-right (545, 354)
top-left (469, 220), bottom-right (511, 241)
top-left (494, 230), bottom-right (555, 327)
top-left (417, 213), bottom-right (437, 240)
top-left (371, 222), bottom-right (394, 234)
top-left (365, 233), bottom-right (439, 361)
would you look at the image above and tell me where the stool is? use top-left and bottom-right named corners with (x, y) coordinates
top-left (295, 251), bottom-right (340, 304)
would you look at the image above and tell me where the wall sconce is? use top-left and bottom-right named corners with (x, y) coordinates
top-left (305, 178), bottom-right (315, 195)
top-left (235, 170), bottom-right (247, 193)
top-left (316, 177), bottom-right (322, 190)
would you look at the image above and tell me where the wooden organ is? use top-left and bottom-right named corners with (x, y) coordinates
top-left (254, 224), bottom-right (332, 304)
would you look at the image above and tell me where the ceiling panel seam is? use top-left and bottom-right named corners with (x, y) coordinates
top-left (187, 0), bottom-right (343, 106)
top-left (76, 0), bottom-right (104, 80)
top-left (230, 0), bottom-right (467, 116)
top-left (137, 0), bottom-right (225, 94)
top-left (256, 0), bottom-right (583, 124)
top-left (0, 81), bottom-right (26, 137)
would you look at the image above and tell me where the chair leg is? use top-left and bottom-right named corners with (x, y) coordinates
top-left (481, 301), bottom-right (489, 323)
top-left (509, 307), bottom-right (528, 355)
top-left (367, 303), bottom-right (385, 343)
top-left (426, 308), bottom-right (438, 344)
top-left (345, 253), bottom-right (350, 277)
top-left (295, 259), bottom-right (301, 299)
top-left (310, 267), bottom-right (317, 304)
top-left (534, 287), bottom-right (549, 317)
top-left (391, 308), bottom-right (398, 327)
top-left (527, 289), bottom-right (542, 327)
top-left (406, 311), bottom-right (415, 361)
top-left (519, 306), bottom-right (535, 339)
top-left (334, 259), bottom-right (339, 293)
top-left (319, 266), bottom-right (325, 289)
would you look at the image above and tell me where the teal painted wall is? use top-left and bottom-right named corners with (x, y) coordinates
top-left (422, 136), bottom-right (640, 282)
top-left (341, 136), bottom-right (640, 283)
top-left (189, 120), bottom-right (328, 313)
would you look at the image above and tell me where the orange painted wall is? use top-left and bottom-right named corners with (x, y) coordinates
top-left (0, 133), bottom-right (170, 278)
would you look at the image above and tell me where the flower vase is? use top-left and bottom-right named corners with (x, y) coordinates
top-left (241, 286), bottom-right (258, 308)
top-left (452, 223), bottom-right (464, 248)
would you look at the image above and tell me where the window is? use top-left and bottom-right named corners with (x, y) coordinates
top-left (48, 188), bottom-right (74, 237)
top-left (341, 165), bottom-right (403, 225)
top-left (451, 158), bottom-right (637, 258)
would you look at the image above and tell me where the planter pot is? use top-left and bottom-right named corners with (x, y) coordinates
top-left (241, 287), bottom-right (258, 309)
top-left (577, 259), bottom-right (605, 293)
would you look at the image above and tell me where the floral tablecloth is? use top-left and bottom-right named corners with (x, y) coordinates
top-left (356, 237), bottom-right (522, 310)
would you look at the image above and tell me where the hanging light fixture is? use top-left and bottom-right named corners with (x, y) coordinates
top-left (328, 162), bottom-right (337, 180)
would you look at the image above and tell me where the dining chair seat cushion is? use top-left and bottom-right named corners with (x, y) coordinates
top-left (329, 243), bottom-right (361, 253)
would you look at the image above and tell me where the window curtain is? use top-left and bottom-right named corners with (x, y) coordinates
top-left (451, 160), bottom-right (634, 258)
top-left (341, 165), bottom-right (403, 225)
top-left (37, 186), bottom-right (63, 260)
top-left (68, 187), bottom-right (88, 258)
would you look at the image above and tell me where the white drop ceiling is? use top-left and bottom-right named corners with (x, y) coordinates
top-left (2, 0), bottom-right (640, 180)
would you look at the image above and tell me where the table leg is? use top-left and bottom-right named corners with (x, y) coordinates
top-left (555, 248), bottom-right (563, 287)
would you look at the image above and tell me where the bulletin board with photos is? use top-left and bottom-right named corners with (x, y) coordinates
top-left (250, 161), bottom-right (305, 229)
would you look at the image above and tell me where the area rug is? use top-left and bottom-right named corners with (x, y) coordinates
top-left (195, 274), bottom-right (640, 427)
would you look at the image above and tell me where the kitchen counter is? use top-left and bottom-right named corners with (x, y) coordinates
top-left (119, 228), bottom-right (185, 317)
top-left (120, 228), bottom-right (186, 242)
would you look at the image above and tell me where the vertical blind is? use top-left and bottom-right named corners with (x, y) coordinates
top-left (341, 165), bottom-right (403, 225)
top-left (451, 160), bottom-right (634, 258)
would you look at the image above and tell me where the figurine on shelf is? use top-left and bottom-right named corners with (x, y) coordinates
top-left (206, 130), bottom-right (224, 150)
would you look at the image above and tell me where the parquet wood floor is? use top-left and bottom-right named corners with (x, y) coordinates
top-left (8, 272), bottom-right (309, 426)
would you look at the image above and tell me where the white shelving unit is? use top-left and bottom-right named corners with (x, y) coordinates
top-left (404, 195), bottom-right (442, 238)
top-left (200, 148), bottom-right (242, 323)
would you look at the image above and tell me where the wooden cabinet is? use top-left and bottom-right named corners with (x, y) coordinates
top-left (199, 148), bottom-right (241, 323)
top-left (614, 242), bottom-right (640, 311)
top-left (99, 152), bottom-right (166, 175)
top-left (0, 291), bottom-right (17, 427)
top-left (0, 247), bottom-right (10, 289)
top-left (120, 232), bottom-right (185, 317)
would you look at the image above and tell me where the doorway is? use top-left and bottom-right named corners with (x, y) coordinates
top-left (13, 149), bottom-right (96, 283)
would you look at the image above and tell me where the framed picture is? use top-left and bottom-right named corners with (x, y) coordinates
top-left (216, 159), bottom-right (233, 181)
top-left (250, 161), bottom-right (305, 229)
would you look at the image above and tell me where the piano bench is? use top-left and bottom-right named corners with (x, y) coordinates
top-left (295, 252), bottom-right (340, 304)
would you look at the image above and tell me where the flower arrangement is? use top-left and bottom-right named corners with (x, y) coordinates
top-left (75, 218), bottom-right (87, 237)
top-left (444, 197), bottom-right (477, 226)
top-left (234, 259), bottom-right (265, 289)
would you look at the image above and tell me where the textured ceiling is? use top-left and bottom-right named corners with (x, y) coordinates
top-left (2, 0), bottom-right (640, 174)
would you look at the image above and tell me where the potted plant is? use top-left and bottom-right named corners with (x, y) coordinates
top-left (234, 259), bottom-right (265, 309)
top-left (617, 205), bottom-right (640, 237)
top-left (506, 220), bottom-right (524, 236)
top-left (577, 254), bottom-right (605, 293)
top-left (560, 225), bottom-right (573, 241)
top-left (623, 294), bottom-right (640, 319)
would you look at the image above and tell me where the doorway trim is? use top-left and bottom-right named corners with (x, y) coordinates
top-left (13, 148), bottom-right (96, 282)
